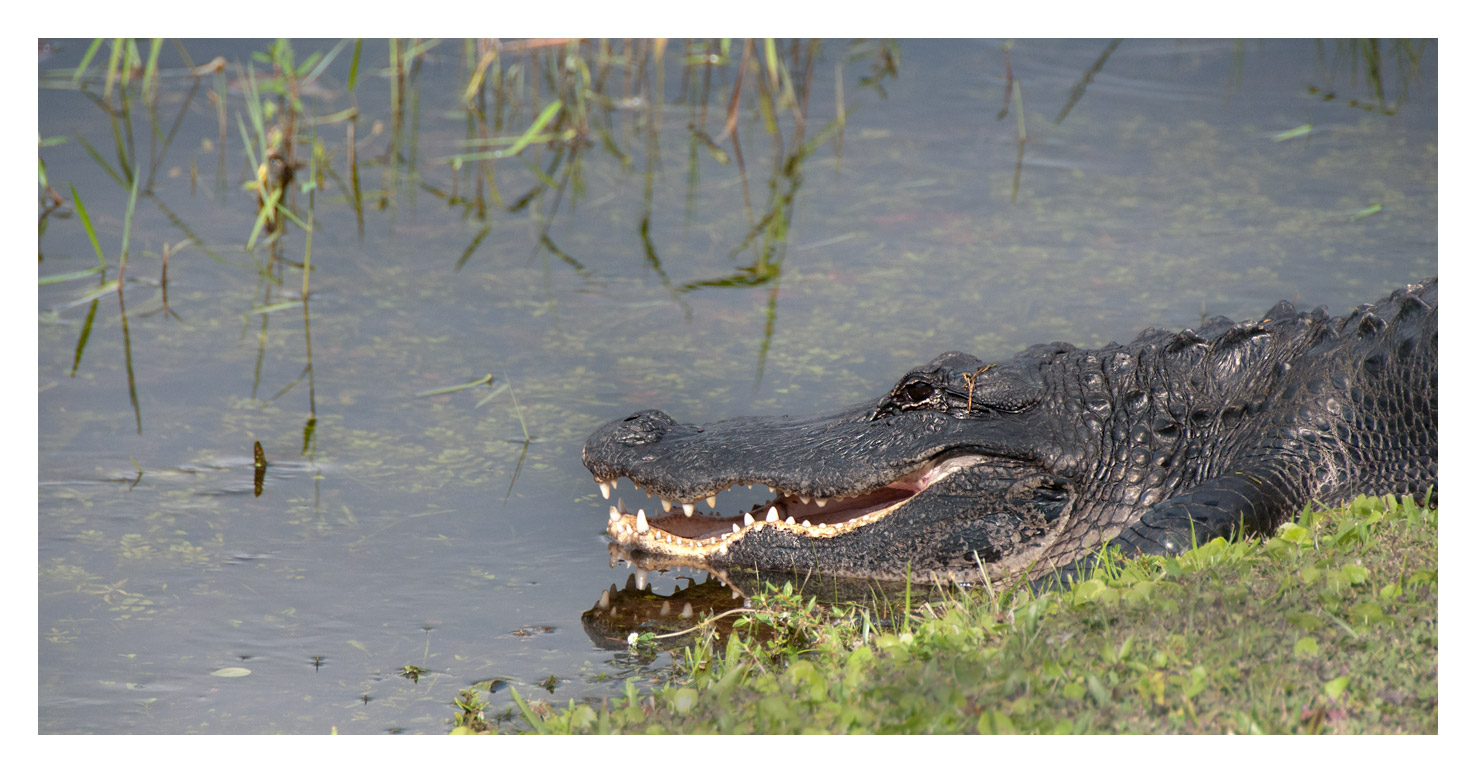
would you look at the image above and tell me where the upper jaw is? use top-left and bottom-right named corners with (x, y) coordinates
top-left (582, 401), bottom-right (1006, 504)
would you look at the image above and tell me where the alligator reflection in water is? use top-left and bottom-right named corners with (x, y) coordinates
top-left (582, 543), bottom-right (958, 650)
top-left (582, 559), bottom-right (748, 651)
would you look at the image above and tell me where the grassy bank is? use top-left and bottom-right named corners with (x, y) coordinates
top-left (455, 494), bottom-right (1436, 734)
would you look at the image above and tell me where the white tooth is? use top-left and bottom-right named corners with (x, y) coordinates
top-left (766, 506), bottom-right (779, 522)
top-left (743, 512), bottom-right (754, 526)
top-left (609, 506), bottom-right (620, 523)
top-left (661, 499), bottom-right (672, 513)
top-left (707, 495), bottom-right (717, 509)
top-left (732, 589), bottom-right (742, 599)
top-left (802, 520), bottom-right (811, 527)
top-left (636, 569), bottom-right (648, 590)
top-left (598, 589), bottom-right (611, 610)
top-left (636, 510), bottom-right (649, 534)
top-left (816, 498), bottom-right (827, 507)
top-left (660, 601), bottom-right (671, 616)
top-left (600, 481), bottom-right (611, 499)
top-left (617, 497), bottom-right (625, 512)
top-left (732, 523), bottom-right (740, 533)
top-left (767, 486), bottom-right (775, 493)
top-left (680, 602), bottom-right (694, 619)
top-left (800, 496), bottom-right (810, 504)
top-left (786, 516), bottom-right (795, 525)
top-left (611, 479), bottom-right (618, 490)
top-left (683, 503), bottom-right (695, 517)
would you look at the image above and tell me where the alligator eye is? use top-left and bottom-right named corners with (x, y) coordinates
top-left (902, 381), bottom-right (936, 404)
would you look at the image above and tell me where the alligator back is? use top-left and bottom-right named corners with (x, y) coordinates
top-left (1102, 277), bottom-right (1437, 559)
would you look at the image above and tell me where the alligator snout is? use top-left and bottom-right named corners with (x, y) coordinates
top-left (582, 409), bottom-right (681, 473)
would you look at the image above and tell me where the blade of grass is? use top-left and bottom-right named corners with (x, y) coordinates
top-left (833, 59), bottom-right (845, 156)
top-left (71, 299), bottom-right (99, 376)
top-left (508, 687), bottom-right (546, 733)
top-left (116, 169), bottom-right (141, 283)
top-left (74, 135), bottom-right (126, 188)
top-left (505, 375), bottom-right (531, 441)
top-left (462, 46), bottom-right (500, 107)
top-left (103, 38), bottom-right (124, 101)
top-left (72, 38), bottom-right (105, 86)
top-left (236, 113), bottom-right (261, 175)
top-left (518, 152), bottom-right (561, 189)
top-left (39, 268), bottom-right (105, 286)
top-left (146, 60), bottom-right (205, 187)
top-left (301, 38), bottom-right (351, 87)
top-left (272, 199), bottom-right (311, 232)
top-left (245, 186), bottom-right (283, 250)
top-left (1274, 124), bottom-right (1313, 142)
top-left (454, 224), bottom-right (491, 271)
top-left (1054, 38), bottom-right (1121, 125)
top-left (69, 184), bottom-right (108, 269)
top-left (246, 299), bottom-right (302, 315)
top-left (61, 280), bottom-right (122, 310)
top-left (302, 129), bottom-right (318, 298)
top-left (472, 382), bottom-right (509, 409)
top-left (119, 290), bottom-right (142, 434)
top-left (109, 98), bottom-right (134, 186)
top-left (503, 99), bottom-right (563, 157)
top-left (347, 39), bottom-right (363, 92)
top-left (311, 106), bottom-right (359, 125)
top-left (142, 38), bottom-right (163, 108)
top-left (240, 63), bottom-right (268, 162)
top-left (120, 39), bottom-right (141, 93)
top-left (414, 373), bottom-right (494, 398)
top-left (762, 38), bottom-right (781, 95)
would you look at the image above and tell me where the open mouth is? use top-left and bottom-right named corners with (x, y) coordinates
top-left (594, 453), bottom-right (986, 558)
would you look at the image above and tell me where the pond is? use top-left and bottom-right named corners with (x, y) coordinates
top-left (37, 38), bottom-right (1436, 733)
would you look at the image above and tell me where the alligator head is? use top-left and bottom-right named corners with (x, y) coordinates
top-left (583, 346), bottom-right (1095, 582)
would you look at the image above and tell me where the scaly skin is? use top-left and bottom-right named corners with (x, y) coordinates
top-left (583, 279), bottom-right (1437, 584)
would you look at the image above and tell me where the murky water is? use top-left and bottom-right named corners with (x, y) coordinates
top-left (38, 39), bottom-right (1436, 733)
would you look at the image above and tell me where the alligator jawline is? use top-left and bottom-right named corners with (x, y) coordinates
top-left (599, 453), bottom-right (988, 559)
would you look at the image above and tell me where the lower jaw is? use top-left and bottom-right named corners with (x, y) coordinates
top-left (606, 496), bottom-right (907, 561)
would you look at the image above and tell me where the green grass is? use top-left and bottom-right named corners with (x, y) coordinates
top-left (455, 494), bottom-right (1436, 734)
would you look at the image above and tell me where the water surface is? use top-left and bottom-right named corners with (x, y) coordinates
top-left (37, 38), bottom-right (1436, 733)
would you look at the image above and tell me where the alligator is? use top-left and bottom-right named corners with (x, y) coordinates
top-left (583, 278), bottom-right (1437, 585)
